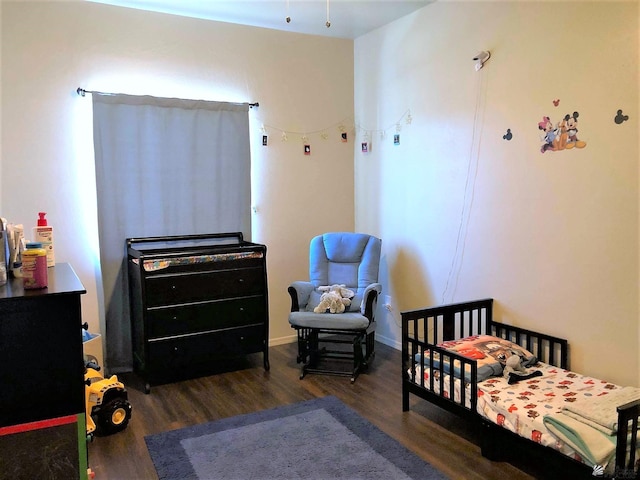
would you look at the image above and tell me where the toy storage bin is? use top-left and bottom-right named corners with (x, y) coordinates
top-left (82, 331), bottom-right (103, 366)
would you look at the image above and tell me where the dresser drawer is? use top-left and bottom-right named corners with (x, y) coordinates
top-left (147, 325), bottom-right (265, 375)
top-left (147, 296), bottom-right (266, 339)
top-left (144, 267), bottom-right (265, 307)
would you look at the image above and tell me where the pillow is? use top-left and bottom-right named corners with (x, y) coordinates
top-left (416, 335), bottom-right (537, 382)
top-left (305, 290), bottom-right (323, 312)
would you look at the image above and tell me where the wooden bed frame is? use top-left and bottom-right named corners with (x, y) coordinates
top-left (401, 298), bottom-right (640, 479)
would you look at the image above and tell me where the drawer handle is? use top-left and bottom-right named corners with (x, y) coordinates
top-left (171, 285), bottom-right (176, 290)
top-left (238, 278), bottom-right (244, 283)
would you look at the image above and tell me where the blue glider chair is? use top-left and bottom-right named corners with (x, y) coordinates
top-left (288, 232), bottom-right (382, 382)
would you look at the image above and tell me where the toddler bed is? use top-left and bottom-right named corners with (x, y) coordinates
top-left (402, 298), bottom-right (640, 478)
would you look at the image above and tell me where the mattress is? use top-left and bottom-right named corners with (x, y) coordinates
top-left (411, 361), bottom-right (627, 468)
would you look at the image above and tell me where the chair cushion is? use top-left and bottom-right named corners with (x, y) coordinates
top-left (288, 311), bottom-right (371, 330)
top-left (310, 233), bottom-right (380, 287)
top-left (306, 232), bottom-right (381, 312)
top-left (322, 233), bottom-right (370, 262)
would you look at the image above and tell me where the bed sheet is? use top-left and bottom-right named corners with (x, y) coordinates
top-left (411, 362), bottom-right (624, 467)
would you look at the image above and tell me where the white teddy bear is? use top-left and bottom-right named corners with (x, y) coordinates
top-left (313, 284), bottom-right (355, 314)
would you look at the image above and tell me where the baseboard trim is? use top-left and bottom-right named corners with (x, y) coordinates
top-left (268, 334), bottom-right (297, 346)
top-left (375, 333), bottom-right (401, 350)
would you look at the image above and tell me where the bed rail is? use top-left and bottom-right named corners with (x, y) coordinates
top-left (489, 322), bottom-right (568, 369)
top-left (615, 399), bottom-right (640, 478)
top-left (402, 298), bottom-right (493, 345)
top-left (402, 299), bottom-right (493, 416)
top-left (403, 340), bottom-right (479, 414)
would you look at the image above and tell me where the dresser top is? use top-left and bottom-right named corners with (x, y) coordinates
top-left (127, 233), bottom-right (265, 261)
top-left (0, 263), bottom-right (86, 300)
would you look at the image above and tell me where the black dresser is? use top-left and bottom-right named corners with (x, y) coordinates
top-left (127, 233), bottom-right (269, 393)
top-left (0, 263), bottom-right (88, 479)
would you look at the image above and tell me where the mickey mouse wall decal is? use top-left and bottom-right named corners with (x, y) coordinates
top-left (538, 111), bottom-right (586, 153)
top-left (614, 109), bottom-right (629, 124)
top-left (503, 129), bottom-right (513, 140)
top-left (553, 99), bottom-right (560, 107)
top-left (563, 112), bottom-right (586, 149)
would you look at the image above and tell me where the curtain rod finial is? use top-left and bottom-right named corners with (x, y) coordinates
top-left (77, 88), bottom-right (86, 97)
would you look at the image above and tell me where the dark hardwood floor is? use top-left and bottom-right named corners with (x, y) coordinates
top-left (88, 342), bottom-right (545, 479)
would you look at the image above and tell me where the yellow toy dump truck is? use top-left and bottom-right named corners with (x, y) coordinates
top-left (85, 361), bottom-right (132, 437)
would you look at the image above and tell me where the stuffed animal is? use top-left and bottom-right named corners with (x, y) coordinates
top-left (503, 354), bottom-right (542, 385)
top-left (504, 355), bottom-right (526, 377)
top-left (313, 284), bottom-right (355, 314)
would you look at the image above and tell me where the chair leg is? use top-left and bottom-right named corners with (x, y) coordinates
top-left (351, 333), bottom-right (365, 383)
top-left (364, 330), bottom-right (376, 367)
top-left (299, 329), bottom-right (319, 380)
top-left (296, 327), bottom-right (314, 363)
top-left (297, 328), bottom-right (373, 383)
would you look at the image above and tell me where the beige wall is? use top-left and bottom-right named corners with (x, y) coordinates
top-left (3, 0), bottom-right (639, 387)
top-left (355, 1), bottom-right (639, 386)
top-left (1, 1), bottom-right (355, 367)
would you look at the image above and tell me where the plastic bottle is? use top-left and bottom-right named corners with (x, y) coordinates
top-left (12, 261), bottom-right (23, 279)
top-left (23, 242), bottom-right (48, 289)
top-left (33, 212), bottom-right (55, 267)
top-left (0, 220), bottom-right (7, 286)
top-left (0, 228), bottom-right (8, 286)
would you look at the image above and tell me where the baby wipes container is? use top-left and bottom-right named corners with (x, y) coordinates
top-left (23, 242), bottom-right (48, 289)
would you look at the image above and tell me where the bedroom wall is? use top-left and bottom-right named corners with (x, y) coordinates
top-left (355, 1), bottom-right (640, 386)
top-left (1, 1), bottom-right (355, 368)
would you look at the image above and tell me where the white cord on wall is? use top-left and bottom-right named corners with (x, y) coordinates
top-left (441, 62), bottom-right (490, 304)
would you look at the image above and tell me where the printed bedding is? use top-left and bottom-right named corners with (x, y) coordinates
top-left (412, 360), bottom-right (638, 470)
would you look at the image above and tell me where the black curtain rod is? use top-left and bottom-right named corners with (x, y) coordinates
top-left (76, 88), bottom-right (259, 108)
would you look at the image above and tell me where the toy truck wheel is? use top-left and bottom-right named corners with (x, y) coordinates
top-left (95, 398), bottom-right (132, 435)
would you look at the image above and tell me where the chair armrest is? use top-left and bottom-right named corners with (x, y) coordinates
top-left (288, 281), bottom-right (314, 312)
top-left (360, 283), bottom-right (382, 318)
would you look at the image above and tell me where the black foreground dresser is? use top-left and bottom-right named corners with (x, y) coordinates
top-left (127, 233), bottom-right (269, 393)
top-left (0, 263), bottom-right (88, 479)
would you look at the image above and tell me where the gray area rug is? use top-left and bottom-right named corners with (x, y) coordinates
top-left (145, 395), bottom-right (445, 479)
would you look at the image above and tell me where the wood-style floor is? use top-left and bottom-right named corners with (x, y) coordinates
top-left (88, 342), bottom-right (545, 480)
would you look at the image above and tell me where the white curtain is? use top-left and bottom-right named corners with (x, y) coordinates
top-left (92, 93), bottom-right (251, 372)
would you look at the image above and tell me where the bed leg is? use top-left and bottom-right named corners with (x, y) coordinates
top-left (402, 382), bottom-right (409, 411)
top-left (479, 422), bottom-right (502, 461)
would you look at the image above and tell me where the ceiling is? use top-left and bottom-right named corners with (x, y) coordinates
top-left (87, 0), bottom-right (433, 39)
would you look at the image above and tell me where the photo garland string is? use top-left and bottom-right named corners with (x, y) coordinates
top-left (356, 109), bottom-right (412, 153)
top-left (259, 109), bottom-right (412, 155)
top-left (259, 118), bottom-right (355, 155)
